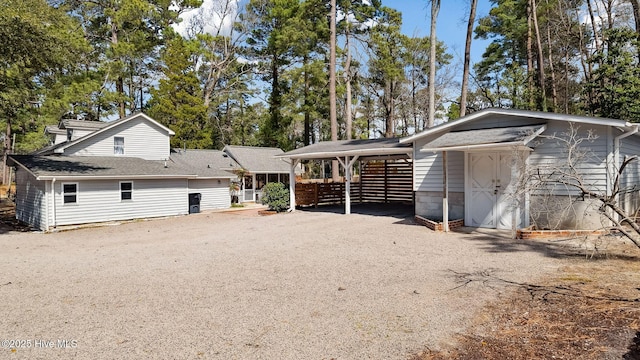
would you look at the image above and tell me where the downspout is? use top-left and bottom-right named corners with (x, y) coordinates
top-left (613, 126), bottom-right (639, 218)
top-left (51, 178), bottom-right (57, 229)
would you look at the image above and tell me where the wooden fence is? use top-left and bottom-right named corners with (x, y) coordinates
top-left (295, 160), bottom-right (413, 207)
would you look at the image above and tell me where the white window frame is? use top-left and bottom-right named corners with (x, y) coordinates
top-left (62, 182), bottom-right (79, 205)
top-left (120, 181), bottom-right (133, 201)
top-left (114, 136), bottom-right (125, 155)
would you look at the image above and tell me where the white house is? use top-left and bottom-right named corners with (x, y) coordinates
top-left (278, 108), bottom-right (640, 231)
top-left (10, 113), bottom-right (235, 231)
top-left (401, 108), bottom-right (640, 230)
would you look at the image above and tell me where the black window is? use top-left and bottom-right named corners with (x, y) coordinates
top-left (63, 183), bottom-right (77, 204)
top-left (120, 182), bottom-right (133, 201)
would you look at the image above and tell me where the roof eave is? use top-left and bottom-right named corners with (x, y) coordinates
top-left (400, 109), bottom-right (632, 144)
top-left (420, 141), bottom-right (534, 153)
top-left (36, 174), bottom-right (200, 181)
top-left (278, 147), bottom-right (412, 160)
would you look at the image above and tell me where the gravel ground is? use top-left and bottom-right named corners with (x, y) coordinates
top-left (0, 207), bottom-right (566, 359)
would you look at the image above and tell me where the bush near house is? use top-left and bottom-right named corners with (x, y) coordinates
top-left (261, 182), bottom-right (290, 213)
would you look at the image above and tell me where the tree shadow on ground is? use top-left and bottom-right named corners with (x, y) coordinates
top-left (298, 203), bottom-right (415, 221)
top-left (452, 227), bottom-right (640, 260)
top-left (625, 331), bottom-right (640, 360)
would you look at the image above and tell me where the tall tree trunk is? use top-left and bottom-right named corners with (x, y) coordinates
top-left (526, 1), bottom-right (535, 109)
top-left (427, 0), bottom-right (440, 128)
top-left (545, 11), bottom-right (558, 111)
top-left (303, 54), bottom-right (310, 146)
top-left (412, 74), bottom-right (419, 131)
top-left (329, 0), bottom-right (339, 181)
top-left (631, 0), bottom-right (640, 34)
top-left (111, 20), bottom-right (126, 119)
top-left (460, 0), bottom-right (477, 118)
top-left (587, 0), bottom-right (601, 53)
top-left (2, 119), bottom-right (10, 185)
top-left (531, 0), bottom-right (547, 111)
top-left (384, 81), bottom-right (394, 137)
top-left (575, 7), bottom-right (594, 114)
top-left (270, 54), bottom-right (281, 148)
top-left (344, 23), bottom-right (352, 140)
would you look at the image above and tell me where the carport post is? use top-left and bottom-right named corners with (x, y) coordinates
top-left (289, 159), bottom-right (300, 212)
top-left (443, 151), bottom-right (449, 232)
top-left (338, 155), bottom-right (359, 215)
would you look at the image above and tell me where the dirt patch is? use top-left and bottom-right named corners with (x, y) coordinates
top-left (413, 249), bottom-right (640, 360)
top-left (0, 199), bottom-right (31, 232)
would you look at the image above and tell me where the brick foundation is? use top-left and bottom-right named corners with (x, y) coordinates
top-left (516, 226), bottom-right (607, 240)
top-left (415, 215), bottom-right (464, 232)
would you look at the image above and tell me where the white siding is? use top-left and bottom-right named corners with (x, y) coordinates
top-left (618, 135), bottom-right (640, 214)
top-left (619, 135), bottom-right (640, 188)
top-left (527, 121), bottom-right (610, 194)
top-left (54, 179), bottom-right (188, 226)
top-left (53, 133), bottom-right (66, 144)
top-left (64, 117), bottom-right (170, 160)
top-left (414, 149), bottom-right (464, 192)
top-left (14, 169), bottom-right (47, 230)
top-left (188, 179), bottom-right (231, 210)
top-left (71, 129), bottom-right (94, 140)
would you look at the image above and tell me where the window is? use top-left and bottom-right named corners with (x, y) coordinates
top-left (114, 137), bottom-right (124, 155)
top-left (120, 182), bottom-right (133, 201)
top-left (256, 174), bottom-right (266, 190)
top-left (280, 174), bottom-right (290, 186)
top-left (66, 129), bottom-right (73, 142)
top-left (62, 183), bottom-right (78, 204)
top-left (243, 175), bottom-right (253, 190)
top-left (268, 173), bottom-right (278, 183)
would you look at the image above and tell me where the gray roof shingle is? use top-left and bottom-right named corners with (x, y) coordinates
top-left (420, 125), bottom-right (544, 150)
top-left (9, 155), bottom-right (193, 179)
top-left (223, 145), bottom-right (291, 173)
top-left (10, 152), bottom-right (237, 180)
top-left (280, 138), bottom-right (411, 159)
top-left (169, 149), bottom-right (237, 178)
top-left (60, 119), bottom-right (108, 130)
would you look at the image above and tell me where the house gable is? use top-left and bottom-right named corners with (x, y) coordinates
top-left (59, 114), bottom-right (172, 160)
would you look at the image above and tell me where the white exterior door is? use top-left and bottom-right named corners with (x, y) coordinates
top-left (467, 152), bottom-right (520, 229)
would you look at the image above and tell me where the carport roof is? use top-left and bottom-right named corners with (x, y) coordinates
top-left (420, 125), bottom-right (546, 152)
top-left (278, 138), bottom-right (412, 160)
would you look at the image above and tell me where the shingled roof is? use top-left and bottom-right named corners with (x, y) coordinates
top-left (59, 119), bottom-right (108, 130)
top-left (9, 152), bottom-right (237, 180)
top-left (279, 138), bottom-right (412, 160)
top-left (223, 145), bottom-right (291, 173)
top-left (8, 155), bottom-right (196, 180)
top-left (169, 149), bottom-right (237, 178)
top-left (419, 125), bottom-right (545, 151)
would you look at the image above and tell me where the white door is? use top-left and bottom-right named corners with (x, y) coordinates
top-left (468, 152), bottom-right (519, 229)
top-left (496, 153), bottom-right (521, 229)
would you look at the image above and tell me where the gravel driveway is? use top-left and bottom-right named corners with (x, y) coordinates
top-left (0, 207), bottom-right (565, 359)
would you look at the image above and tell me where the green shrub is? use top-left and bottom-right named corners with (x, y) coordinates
top-left (261, 182), bottom-right (290, 212)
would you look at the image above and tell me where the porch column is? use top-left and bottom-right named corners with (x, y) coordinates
top-left (338, 155), bottom-right (359, 215)
top-left (289, 159), bottom-right (300, 212)
top-left (443, 151), bottom-right (449, 232)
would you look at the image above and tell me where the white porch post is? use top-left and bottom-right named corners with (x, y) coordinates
top-left (289, 159), bottom-right (300, 212)
top-left (337, 155), bottom-right (359, 215)
top-left (443, 151), bottom-right (449, 232)
top-left (345, 156), bottom-right (351, 214)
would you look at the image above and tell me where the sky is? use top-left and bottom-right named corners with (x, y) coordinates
top-left (387, 0), bottom-right (494, 64)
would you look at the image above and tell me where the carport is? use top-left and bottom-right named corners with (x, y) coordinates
top-left (277, 138), bottom-right (413, 215)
